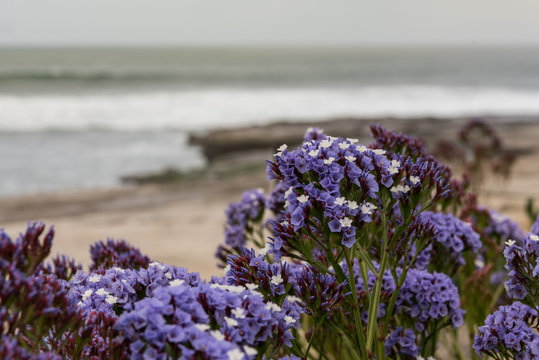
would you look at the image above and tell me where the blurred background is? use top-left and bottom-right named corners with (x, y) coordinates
top-left (1, 0), bottom-right (539, 277)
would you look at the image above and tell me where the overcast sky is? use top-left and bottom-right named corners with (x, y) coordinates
top-left (1, 0), bottom-right (539, 47)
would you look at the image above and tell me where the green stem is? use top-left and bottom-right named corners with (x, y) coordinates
top-left (345, 247), bottom-right (368, 359)
top-left (366, 205), bottom-right (389, 354)
top-left (382, 267), bottom-right (407, 335)
top-left (451, 329), bottom-right (466, 360)
top-left (304, 317), bottom-right (324, 359)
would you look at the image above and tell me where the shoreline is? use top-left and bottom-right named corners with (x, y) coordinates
top-left (2, 117), bottom-right (539, 279)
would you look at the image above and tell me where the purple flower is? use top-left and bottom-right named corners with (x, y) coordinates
top-left (417, 211), bottom-right (482, 268)
top-left (115, 280), bottom-right (299, 358)
top-left (503, 233), bottom-right (539, 302)
top-left (396, 268), bottom-right (465, 329)
top-left (384, 326), bottom-right (419, 358)
top-left (473, 302), bottom-right (539, 358)
top-left (485, 210), bottom-right (526, 243)
top-left (223, 189), bottom-right (266, 248)
top-left (90, 238), bottom-right (151, 271)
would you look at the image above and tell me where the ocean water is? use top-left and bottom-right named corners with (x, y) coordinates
top-left (2, 47), bottom-right (539, 196)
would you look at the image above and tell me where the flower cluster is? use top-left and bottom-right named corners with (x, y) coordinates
top-left (0, 222), bottom-right (54, 275)
top-left (396, 268), bottom-right (465, 331)
top-left (223, 247), bottom-right (295, 299)
top-left (417, 211), bottom-right (482, 269)
top-left (384, 326), bottom-right (419, 358)
top-left (267, 131), bottom-right (451, 260)
top-left (473, 302), bottom-right (539, 359)
top-left (503, 233), bottom-right (539, 301)
top-left (369, 124), bottom-right (430, 159)
top-left (485, 210), bottom-right (526, 244)
top-left (90, 239), bottom-right (151, 271)
top-left (0, 336), bottom-right (61, 360)
top-left (531, 215), bottom-right (539, 236)
top-left (67, 262), bottom-right (200, 317)
top-left (115, 280), bottom-right (300, 359)
top-left (0, 223), bottom-right (93, 357)
top-left (294, 265), bottom-right (347, 316)
top-left (224, 189), bottom-right (266, 248)
top-left (40, 254), bottom-right (82, 281)
top-left (0, 266), bottom-right (87, 357)
top-left (265, 181), bottom-right (288, 222)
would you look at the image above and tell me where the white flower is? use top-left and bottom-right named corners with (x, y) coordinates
top-left (195, 324), bottom-right (210, 331)
top-left (277, 144), bottom-right (287, 152)
top-left (243, 346), bottom-right (257, 356)
top-left (271, 274), bottom-right (283, 286)
top-left (345, 155), bottom-right (356, 162)
top-left (165, 272), bottom-right (172, 279)
top-left (530, 234), bottom-right (539, 242)
top-left (320, 139), bottom-right (333, 148)
top-left (361, 202), bottom-right (377, 215)
top-left (308, 149), bottom-right (319, 157)
top-left (409, 176), bottom-right (421, 185)
top-left (95, 288), bottom-right (108, 296)
top-left (258, 243), bottom-right (271, 256)
top-left (169, 279), bottom-right (185, 287)
top-left (347, 138), bottom-right (359, 144)
top-left (340, 217), bottom-right (353, 228)
top-left (347, 200), bottom-right (358, 210)
top-left (112, 267), bottom-right (125, 273)
top-left (265, 302), bottom-right (281, 312)
top-left (390, 184), bottom-right (410, 194)
top-left (505, 239), bottom-right (516, 247)
top-left (286, 295), bottom-right (302, 303)
top-left (82, 289), bottom-right (93, 301)
top-left (227, 348), bottom-right (244, 360)
top-left (245, 283), bottom-right (259, 291)
top-left (388, 160), bottom-right (401, 175)
top-left (372, 149), bottom-right (386, 155)
top-left (323, 157), bottom-right (335, 165)
top-left (229, 285), bottom-right (245, 293)
top-left (211, 330), bottom-right (225, 341)
top-left (297, 195), bottom-right (309, 204)
top-left (339, 143), bottom-right (350, 150)
top-left (231, 307), bottom-right (246, 319)
top-left (149, 262), bottom-right (165, 270)
top-left (334, 197), bottom-right (346, 206)
top-left (284, 200), bottom-right (290, 208)
top-left (284, 186), bottom-right (294, 198)
top-left (77, 301), bottom-right (82, 307)
top-left (224, 316), bottom-right (238, 327)
top-left (474, 258), bottom-right (485, 268)
top-left (357, 145), bottom-right (368, 153)
top-left (273, 151), bottom-right (283, 157)
top-left (284, 315), bottom-right (296, 325)
top-left (105, 294), bottom-right (118, 305)
top-left (223, 264), bottom-right (231, 275)
top-left (88, 274), bottom-right (101, 283)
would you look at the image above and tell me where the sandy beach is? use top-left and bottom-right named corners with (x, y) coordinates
top-left (2, 118), bottom-right (539, 280)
